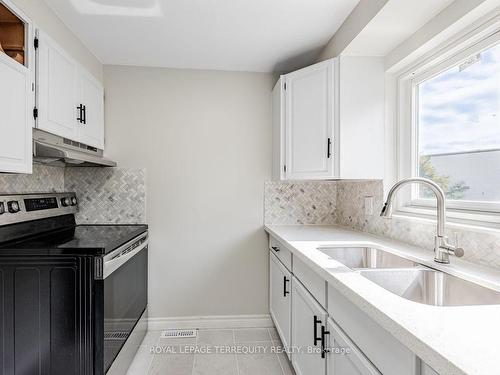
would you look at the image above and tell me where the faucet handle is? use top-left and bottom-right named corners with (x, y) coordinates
top-left (453, 247), bottom-right (465, 258)
top-left (452, 233), bottom-right (464, 258)
top-left (440, 240), bottom-right (465, 258)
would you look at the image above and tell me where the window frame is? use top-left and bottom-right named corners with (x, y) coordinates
top-left (396, 17), bottom-right (500, 226)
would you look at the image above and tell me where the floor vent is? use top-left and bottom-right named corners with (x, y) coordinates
top-left (161, 329), bottom-right (197, 339)
top-left (104, 331), bottom-right (129, 340)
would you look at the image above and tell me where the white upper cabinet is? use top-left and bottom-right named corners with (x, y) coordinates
top-left (36, 30), bottom-right (104, 149)
top-left (0, 1), bottom-right (33, 174)
top-left (36, 29), bottom-right (78, 141)
top-left (272, 57), bottom-right (384, 180)
top-left (78, 69), bottom-right (104, 149)
top-left (284, 60), bottom-right (335, 180)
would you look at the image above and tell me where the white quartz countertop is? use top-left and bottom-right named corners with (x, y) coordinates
top-left (264, 224), bottom-right (500, 375)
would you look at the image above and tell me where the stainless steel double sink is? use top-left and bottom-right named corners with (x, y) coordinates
top-left (318, 246), bottom-right (500, 306)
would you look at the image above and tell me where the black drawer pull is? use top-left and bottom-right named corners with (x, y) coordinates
top-left (283, 276), bottom-right (290, 297)
top-left (271, 246), bottom-right (280, 252)
top-left (321, 325), bottom-right (330, 358)
top-left (313, 316), bottom-right (322, 346)
top-left (77, 104), bottom-right (83, 123)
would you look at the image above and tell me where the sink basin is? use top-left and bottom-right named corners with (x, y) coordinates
top-left (360, 269), bottom-right (500, 306)
top-left (319, 246), bottom-right (419, 269)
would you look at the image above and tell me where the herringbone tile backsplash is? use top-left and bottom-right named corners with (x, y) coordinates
top-left (265, 179), bottom-right (500, 270)
top-left (0, 164), bottom-right (64, 194)
top-left (0, 165), bottom-right (146, 225)
top-left (264, 181), bottom-right (337, 225)
top-left (65, 168), bottom-right (146, 224)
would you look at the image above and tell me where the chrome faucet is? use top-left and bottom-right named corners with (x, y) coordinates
top-left (380, 177), bottom-right (464, 264)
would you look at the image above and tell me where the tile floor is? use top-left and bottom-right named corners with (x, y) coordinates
top-left (126, 327), bottom-right (295, 375)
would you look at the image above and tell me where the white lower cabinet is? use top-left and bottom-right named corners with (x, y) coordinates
top-left (328, 285), bottom-right (418, 375)
top-left (268, 235), bottom-right (442, 375)
top-left (326, 317), bottom-right (380, 375)
top-left (291, 277), bottom-right (327, 375)
top-left (269, 252), bottom-right (292, 355)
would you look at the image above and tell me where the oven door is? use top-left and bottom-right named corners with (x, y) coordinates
top-left (102, 233), bottom-right (148, 373)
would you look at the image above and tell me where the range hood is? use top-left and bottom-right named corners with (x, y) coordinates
top-left (33, 129), bottom-right (117, 167)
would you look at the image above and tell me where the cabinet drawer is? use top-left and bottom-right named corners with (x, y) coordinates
top-left (327, 317), bottom-right (381, 375)
top-left (269, 236), bottom-right (292, 271)
top-left (294, 256), bottom-right (327, 308)
top-left (328, 285), bottom-right (418, 375)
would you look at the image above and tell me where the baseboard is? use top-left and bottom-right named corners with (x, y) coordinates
top-left (147, 314), bottom-right (274, 330)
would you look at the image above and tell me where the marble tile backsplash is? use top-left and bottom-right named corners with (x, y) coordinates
top-left (65, 168), bottom-right (146, 224)
top-left (0, 164), bottom-right (65, 194)
top-left (336, 180), bottom-right (500, 269)
top-left (264, 181), bottom-right (337, 225)
top-left (0, 165), bottom-right (146, 225)
top-left (265, 179), bottom-right (500, 269)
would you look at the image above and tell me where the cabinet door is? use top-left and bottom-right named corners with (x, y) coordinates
top-left (36, 29), bottom-right (78, 140)
top-left (292, 277), bottom-right (327, 375)
top-left (270, 252), bottom-right (291, 354)
top-left (77, 69), bottom-right (104, 149)
top-left (326, 318), bottom-right (381, 375)
top-left (272, 77), bottom-right (285, 180)
top-left (0, 256), bottom-right (95, 375)
top-left (0, 2), bottom-right (32, 174)
top-left (0, 50), bottom-right (32, 173)
top-left (284, 60), bottom-right (335, 180)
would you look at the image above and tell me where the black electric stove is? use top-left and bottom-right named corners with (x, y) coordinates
top-left (0, 193), bottom-right (149, 375)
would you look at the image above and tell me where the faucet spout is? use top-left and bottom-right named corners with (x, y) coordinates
top-left (380, 177), bottom-right (464, 264)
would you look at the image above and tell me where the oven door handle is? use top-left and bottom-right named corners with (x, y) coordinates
top-left (103, 237), bottom-right (148, 279)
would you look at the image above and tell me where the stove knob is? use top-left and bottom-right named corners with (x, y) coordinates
top-left (7, 201), bottom-right (20, 213)
top-left (70, 197), bottom-right (78, 206)
top-left (0, 202), bottom-right (5, 215)
top-left (61, 197), bottom-right (71, 207)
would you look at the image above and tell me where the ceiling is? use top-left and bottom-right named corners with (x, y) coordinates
top-left (43, 0), bottom-right (360, 73)
top-left (343, 0), bottom-right (456, 56)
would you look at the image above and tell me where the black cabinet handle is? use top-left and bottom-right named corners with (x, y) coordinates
top-left (321, 325), bottom-right (330, 358)
top-left (327, 138), bottom-right (332, 158)
top-left (271, 246), bottom-right (280, 252)
top-left (77, 104), bottom-right (83, 123)
top-left (283, 276), bottom-right (290, 297)
top-left (313, 316), bottom-right (322, 346)
top-left (82, 105), bottom-right (87, 124)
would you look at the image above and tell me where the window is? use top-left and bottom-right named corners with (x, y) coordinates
top-left (416, 41), bottom-right (500, 203)
top-left (397, 24), bottom-right (500, 223)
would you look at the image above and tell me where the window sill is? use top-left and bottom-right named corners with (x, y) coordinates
top-left (394, 205), bottom-right (500, 233)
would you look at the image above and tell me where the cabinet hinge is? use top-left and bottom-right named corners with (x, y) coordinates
top-left (283, 165), bottom-right (287, 173)
top-left (34, 37), bottom-right (39, 50)
top-left (33, 107), bottom-right (38, 119)
top-left (284, 82), bottom-right (287, 90)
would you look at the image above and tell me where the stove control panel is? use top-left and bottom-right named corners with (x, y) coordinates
top-left (0, 193), bottom-right (78, 226)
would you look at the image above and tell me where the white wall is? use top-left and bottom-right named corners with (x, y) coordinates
top-left (103, 66), bottom-right (273, 318)
top-left (11, 0), bottom-right (103, 81)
